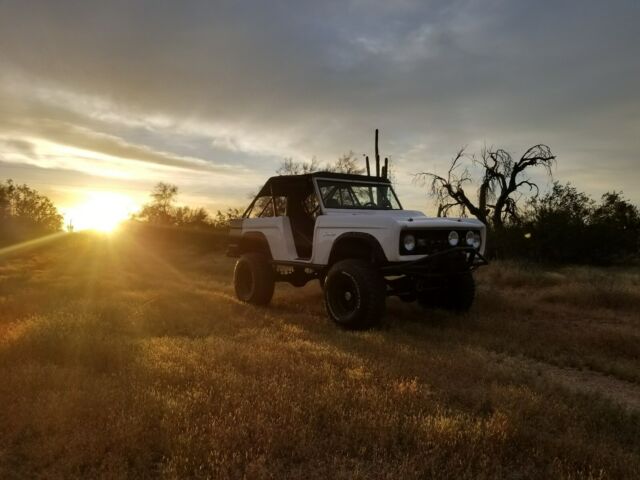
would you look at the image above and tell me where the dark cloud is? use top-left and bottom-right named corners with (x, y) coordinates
top-left (0, 0), bottom-right (639, 209)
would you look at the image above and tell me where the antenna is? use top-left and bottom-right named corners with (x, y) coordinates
top-left (382, 157), bottom-right (388, 179)
top-left (375, 128), bottom-right (380, 177)
top-left (365, 156), bottom-right (371, 176)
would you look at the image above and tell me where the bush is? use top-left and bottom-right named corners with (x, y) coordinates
top-left (490, 183), bottom-right (640, 265)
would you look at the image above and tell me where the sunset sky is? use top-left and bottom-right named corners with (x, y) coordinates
top-left (1, 0), bottom-right (639, 226)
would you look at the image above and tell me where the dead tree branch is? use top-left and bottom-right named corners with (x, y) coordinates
top-left (415, 144), bottom-right (555, 228)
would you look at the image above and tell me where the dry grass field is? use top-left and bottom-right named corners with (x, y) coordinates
top-left (1, 232), bottom-right (639, 479)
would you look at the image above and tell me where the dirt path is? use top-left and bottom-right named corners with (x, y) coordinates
top-left (485, 349), bottom-right (640, 411)
top-left (543, 364), bottom-right (640, 410)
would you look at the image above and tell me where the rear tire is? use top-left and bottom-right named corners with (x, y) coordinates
top-left (324, 260), bottom-right (386, 329)
top-left (233, 253), bottom-right (275, 305)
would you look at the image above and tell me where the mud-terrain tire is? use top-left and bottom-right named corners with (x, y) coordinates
top-left (324, 259), bottom-right (386, 329)
top-left (233, 253), bottom-right (275, 306)
top-left (419, 271), bottom-right (475, 312)
top-left (442, 271), bottom-right (475, 311)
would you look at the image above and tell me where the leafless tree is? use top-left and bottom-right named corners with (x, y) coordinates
top-left (415, 144), bottom-right (555, 228)
top-left (330, 152), bottom-right (365, 175)
top-left (276, 157), bottom-right (321, 175)
top-left (276, 152), bottom-right (364, 176)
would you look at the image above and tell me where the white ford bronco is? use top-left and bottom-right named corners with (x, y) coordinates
top-left (228, 171), bottom-right (487, 329)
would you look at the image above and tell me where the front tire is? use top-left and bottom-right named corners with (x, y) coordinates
top-left (323, 260), bottom-right (386, 329)
top-left (418, 271), bottom-right (475, 312)
top-left (233, 253), bottom-right (275, 305)
top-left (441, 271), bottom-right (475, 311)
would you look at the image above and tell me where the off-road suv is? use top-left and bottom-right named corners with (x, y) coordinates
top-left (228, 171), bottom-right (487, 329)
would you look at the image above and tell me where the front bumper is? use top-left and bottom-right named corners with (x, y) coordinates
top-left (381, 247), bottom-right (488, 276)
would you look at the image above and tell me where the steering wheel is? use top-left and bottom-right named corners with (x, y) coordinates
top-left (362, 201), bottom-right (376, 208)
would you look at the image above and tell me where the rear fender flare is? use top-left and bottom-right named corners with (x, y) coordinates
top-left (239, 231), bottom-right (272, 258)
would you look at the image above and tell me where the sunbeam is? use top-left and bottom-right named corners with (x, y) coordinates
top-left (0, 231), bottom-right (67, 257)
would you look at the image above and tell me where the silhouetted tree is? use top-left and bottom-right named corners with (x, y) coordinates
top-left (0, 181), bottom-right (11, 221)
top-left (496, 183), bottom-right (640, 264)
top-left (591, 191), bottom-right (640, 233)
top-left (529, 182), bottom-right (593, 222)
top-left (415, 145), bottom-right (556, 228)
top-left (142, 182), bottom-right (178, 224)
top-left (586, 191), bottom-right (639, 262)
top-left (136, 183), bottom-right (179, 225)
top-left (524, 182), bottom-right (594, 262)
top-left (277, 152), bottom-right (365, 176)
top-left (213, 208), bottom-right (242, 229)
top-left (135, 183), bottom-right (223, 229)
top-left (173, 206), bottom-right (211, 228)
top-left (0, 179), bottom-right (63, 244)
top-left (277, 158), bottom-right (321, 175)
top-left (330, 152), bottom-right (365, 174)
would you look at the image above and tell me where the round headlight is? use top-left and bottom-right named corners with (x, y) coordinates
top-left (465, 231), bottom-right (475, 246)
top-left (473, 232), bottom-right (481, 248)
top-left (466, 230), bottom-right (481, 248)
top-left (448, 230), bottom-right (459, 246)
top-left (403, 234), bottom-right (416, 252)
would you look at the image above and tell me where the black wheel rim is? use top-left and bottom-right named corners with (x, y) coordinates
top-left (327, 272), bottom-right (360, 320)
top-left (235, 262), bottom-right (254, 299)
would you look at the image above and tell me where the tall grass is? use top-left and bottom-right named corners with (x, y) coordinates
top-left (0, 232), bottom-right (639, 479)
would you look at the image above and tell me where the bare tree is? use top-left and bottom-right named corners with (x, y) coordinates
top-left (276, 158), bottom-right (321, 175)
top-left (276, 152), bottom-right (364, 176)
top-left (415, 144), bottom-right (555, 228)
top-left (329, 152), bottom-right (365, 174)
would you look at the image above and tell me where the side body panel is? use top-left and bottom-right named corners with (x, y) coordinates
top-left (240, 217), bottom-right (299, 261)
top-left (311, 214), bottom-right (400, 265)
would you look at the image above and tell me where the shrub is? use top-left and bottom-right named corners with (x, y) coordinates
top-left (489, 183), bottom-right (640, 264)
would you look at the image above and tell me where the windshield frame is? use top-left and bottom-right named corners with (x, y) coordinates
top-left (314, 177), bottom-right (403, 211)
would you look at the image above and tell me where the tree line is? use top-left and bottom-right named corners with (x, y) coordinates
top-left (2, 147), bottom-right (638, 264)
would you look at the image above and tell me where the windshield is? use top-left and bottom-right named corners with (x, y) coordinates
top-left (317, 180), bottom-right (402, 210)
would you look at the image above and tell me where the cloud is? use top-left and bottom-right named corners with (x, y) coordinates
top-left (0, 0), bottom-right (639, 210)
top-left (0, 90), bottom-right (237, 173)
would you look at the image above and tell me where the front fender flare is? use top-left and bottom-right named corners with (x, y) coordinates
top-left (327, 232), bottom-right (388, 266)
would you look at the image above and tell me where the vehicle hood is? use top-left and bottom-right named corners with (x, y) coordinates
top-left (322, 209), bottom-right (485, 229)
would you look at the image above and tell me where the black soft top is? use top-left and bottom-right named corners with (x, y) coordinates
top-left (256, 171), bottom-right (391, 197)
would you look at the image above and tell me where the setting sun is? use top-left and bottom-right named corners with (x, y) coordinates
top-left (64, 191), bottom-right (138, 232)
